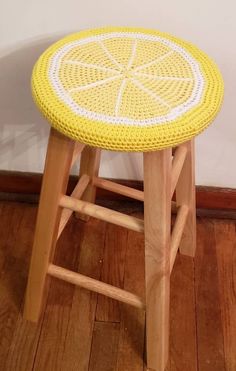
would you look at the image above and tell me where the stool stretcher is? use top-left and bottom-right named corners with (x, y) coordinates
top-left (48, 264), bottom-right (145, 309)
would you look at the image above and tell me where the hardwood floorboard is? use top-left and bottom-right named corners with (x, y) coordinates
top-left (169, 254), bottom-right (198, 371)
top-left (214, 220), bottom-right (236, 371)
top-left (5, 313), bottom-right (44, 371)
top-left (89, 322), bottom-right (120, 371)
top-left (195, 219), bottom-right (226, 371)
top-left (32, 216), bottom-right (83, 371)
top-left (0, 203), bottom-right (11, 273)
top-left (0, 201), bottom-right (235, 371)
top-left (116, 224), bottom-right (145, 371)
top-left (61, 218), bottom-right (106, 371)
top-left (0, 203), bottom-right (36, 370)
top-left (95, 223), bottom-right (128, 323)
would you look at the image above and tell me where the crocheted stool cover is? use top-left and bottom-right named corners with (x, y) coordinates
top-left (32, 27), bottom-right (224, 151)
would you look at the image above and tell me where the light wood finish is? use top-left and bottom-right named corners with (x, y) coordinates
top-left (77, 146), bottom-right (101, 221)
top-left (57, 174), bottom-right (90, 239)
top-left (22, 131), bottom-right (196, 368)
top-left (170, 204), bottom-right (189, 272)
top-left (93, 177), bottom-right (144, 201)
top-left (23, 128), bottom-right (75, 322)
top-left (60, 195), bottom-right (144, 233)
top-left (143, 148), bottom-right (172, 371)
top-left (94, 177), bottom-right (177, 212)
top-left (71, 142), bottom-right (85, 168)
top-left (176, 140), bottom-right (196, 257)
top-left (171, 144), bottom-right (187, 198)
top-left (48, 264), bottom-right (145, 309)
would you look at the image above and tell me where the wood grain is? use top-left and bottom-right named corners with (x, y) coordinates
top-left (5, 315), bottom-right (43, 371)
top-left (96, 224), bottom-right (128, 323)
top-left (170, 204), bottom-right (189, 271)
top-left (176, 140), bottom-right (196, 257)
top-left (24, 129), bottom-right (75, 322)
top-left (0, 203), bottom-right (36, 370)
top-left (77, 146), bottom-right (101, 221)
top-left (1, 170), bottom-right (236, 214)
top-left (48, 264), bottom-right (144, 309)
top-left (116, 224), bottom-right (145, 371)
top-left (32, 215), bottom-right (82, 370)
top-left (0, 203), bottom-right (12, 272)
top-left (195, 219), bottom-right (226, 371)
top-left (61, 218), bottom-right (106, 371)
top-left (169, 254), bottom-right (198, 371)
top-left (214, 220), bottom-right (236, 371)
top-left (58, 174), bottom-right (90, 238)
top-left (93, 177), bottom-right (144, 202)
top-left (60, 195), bottom-right (144, 233)
top-left (171, 144), bottom-right (187, 198)
top-left (89, 322), bottom-right (120, 371)
top-left (0, 200), bottom-right (235, 370)
top-left (143, 149), bottom-right (172, 371)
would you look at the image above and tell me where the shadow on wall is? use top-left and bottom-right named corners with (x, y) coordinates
top-left (0, 37), bottom-right (57, 172)
top-left (0, 35), bottom-right (141, 178)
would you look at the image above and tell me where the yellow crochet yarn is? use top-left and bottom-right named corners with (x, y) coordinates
top-left (32, 27), bottom-right (224, 151)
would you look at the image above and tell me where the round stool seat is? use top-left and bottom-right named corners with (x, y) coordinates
top-left (32, 27), bottom-right (223, 151)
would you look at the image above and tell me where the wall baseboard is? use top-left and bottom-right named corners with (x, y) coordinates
top-left (0, 170), bottom-right (236, 219)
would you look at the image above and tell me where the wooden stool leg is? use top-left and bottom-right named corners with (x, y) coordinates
top-left (77, 146), bottom-right (101, 221)
top-left (143, 149), bottom-right (172, 371)
top-left (23, 128), bottom-right (75, 322)
top-left (176, 140), bottom-right (196, 257)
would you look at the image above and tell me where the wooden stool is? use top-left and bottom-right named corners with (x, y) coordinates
top-left (24, 27), bottom-right (223, 371)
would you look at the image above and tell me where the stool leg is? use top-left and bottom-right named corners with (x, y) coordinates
top-left (143, 149), bottom-right (172, 371)
top-left (77, 146), bottom-right (101, 221)
top-left (176, 140), bottom-right (196, 257)
top-left (24, 128), bottom-right (75, 322)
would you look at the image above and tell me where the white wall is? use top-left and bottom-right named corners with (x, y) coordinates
top-left (0, 0), bottom-right (235, 187)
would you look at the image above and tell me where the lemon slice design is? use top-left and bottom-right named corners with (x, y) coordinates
top-left (49, 32), bottom-right (204, 126)
top-left (32, 27), bottom-right (223, 151)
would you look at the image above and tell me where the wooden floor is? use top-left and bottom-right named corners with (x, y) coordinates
top-left (0, 200), bottom-right (235, 371)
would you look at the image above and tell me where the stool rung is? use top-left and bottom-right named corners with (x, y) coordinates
top-left (170, 204), bottom-right (189, 272)
top-left (58, 174), bottom-right (90, 238)
top-left (59, 195), bottom-right (144, 233)
top-left (93, 177), bottom-right (177, 212)
top-left (48, 264), bottom-right (145, 310)
top-left (171, 145), bottom-right (187, 198)
top-left (93, 177), bottom-right (144, 201)
top-left (71, 142), bottom-right (85, 168)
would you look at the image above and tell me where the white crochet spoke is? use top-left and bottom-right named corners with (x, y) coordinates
top-left (127, 39), bottom-right (138, 69)
top-left (68, 74), bottom-right (121, 93)
top-left (134, 72), bottom-right (193, 82)
top-left (64, 60), bottom-right (120, 74)
top-left (50, 31), bottom-right (205, 126)
top-left (114, 78), bottom-right (128, 117)
top-left (131, 78), bottom-right (171, 108)
top-left (134, 50), bottom-right (174, 72)
top-left (98, 40), bottom-right (123, 70)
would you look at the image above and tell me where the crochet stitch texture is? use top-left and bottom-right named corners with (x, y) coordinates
top-left (32, 27), bottom-right (224, 151)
